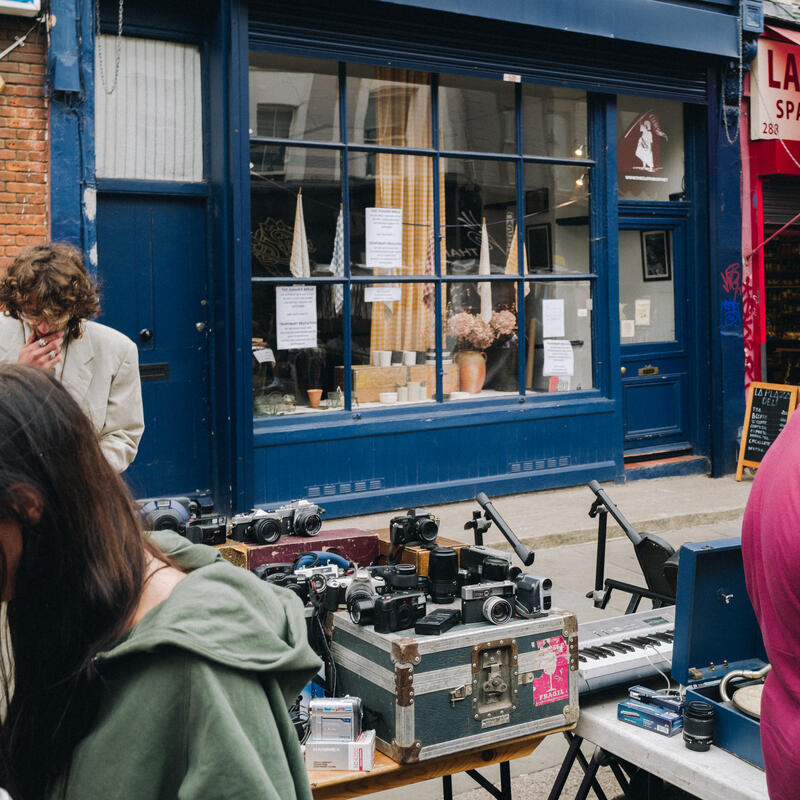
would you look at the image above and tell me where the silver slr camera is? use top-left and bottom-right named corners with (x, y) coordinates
top-left (230, 499), bottom-right (324, 545)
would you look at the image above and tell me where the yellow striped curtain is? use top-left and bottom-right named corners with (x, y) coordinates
top-left (369, 68), bottom-right (446, 355)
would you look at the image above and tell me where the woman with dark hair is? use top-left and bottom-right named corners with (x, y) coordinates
top-left (0, 364), bottom-right (320, 800)
top-left (0, 242), bottom-right (143, 473)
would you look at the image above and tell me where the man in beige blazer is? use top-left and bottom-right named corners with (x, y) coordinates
top-left (0, 243), bottom-right (143, 473)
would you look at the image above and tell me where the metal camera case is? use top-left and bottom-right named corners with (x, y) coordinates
top-left (389, 509), bottom-right (440, 548)
top-left (514, 574), bottom-right (553, 618)
top-left (182, 514), bottom-right (228, 546)
top-left (373, 590), bottom-right (427, 634)
top-left (461, 580), bottom-right (516, 625)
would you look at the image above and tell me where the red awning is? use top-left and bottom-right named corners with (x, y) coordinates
top-left (766, 25), bottom-right (800, 47)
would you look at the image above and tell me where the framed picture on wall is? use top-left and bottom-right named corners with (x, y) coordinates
top-left (641, 230), bottom-right (671, 281)
top-left (526, 223), bottom-right (552, 272)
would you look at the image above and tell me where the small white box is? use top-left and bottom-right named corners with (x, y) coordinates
top-left (304, 728), bottom-right (376, 771)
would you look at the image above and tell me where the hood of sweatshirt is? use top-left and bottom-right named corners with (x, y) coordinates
top-left (95, 531), bottom-right (322, 701)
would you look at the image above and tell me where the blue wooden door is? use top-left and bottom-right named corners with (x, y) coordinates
top-left (96, 193), bottom-right (212, 497)
top-left (619, 216), bottom-right (693, 455)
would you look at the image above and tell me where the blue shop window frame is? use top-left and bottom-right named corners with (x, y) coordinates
top-left (243, 56), bottom-right (621, 514)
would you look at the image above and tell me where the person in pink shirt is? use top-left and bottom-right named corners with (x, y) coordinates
top-left (742, 409), bottom-right (800, 800)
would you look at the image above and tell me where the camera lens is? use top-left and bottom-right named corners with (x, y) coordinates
top-left (482, 557), bottom-right (510, 582)
top-left (417, 517), bottom-right (439, 544)
top-left (387, 564), bottom-right (418, 589)
top-left (295, 508), bottom-right (322, 537)
top-left (251, 518), bottom-right (282, 544)
top-left (395, 601), bottom-right (416, 631)
top-left (429, 547), bottom-right (459, 603)
top-left (147, 508), bottom-right (184, 531)
top-left (683, 701), bottom-right (715, 751)
top-left (483, 595), bottom-right (513, 625)
top-left (348, 596), bottom-right (375, 625)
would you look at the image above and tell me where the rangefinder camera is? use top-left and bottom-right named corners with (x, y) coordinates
top-left (514, 574), bottom-right (552, 618)
top-left (309, 697), bottom-right (363, 741)
top-left (461, 580), bottom-right (516, 625)
top-left (230, 499), bottom-right (324, 545)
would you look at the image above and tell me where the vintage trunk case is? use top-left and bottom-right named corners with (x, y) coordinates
top-left (329, 608), bottom-right (578, 763)
top-left (671, 538), bottom-right (767, 769)
top-left (216, 528), bottom-right (379, 571)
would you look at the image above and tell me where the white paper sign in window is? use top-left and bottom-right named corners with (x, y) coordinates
top-left (365, 208), bottom-right (403, 269)
top-left (95, 36), bottom-right (203, 181)
top-left (276, 286), bottom-right (318, 350)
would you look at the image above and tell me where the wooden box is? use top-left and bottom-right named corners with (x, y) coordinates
top-left (329, 608), bottom-right (578, 763)
top-left (217, 528), bottom-right (380, 571)
top-left (333, 363), bottom-right (460, 403)
top-left (376, 532), bottom-right (466, 576)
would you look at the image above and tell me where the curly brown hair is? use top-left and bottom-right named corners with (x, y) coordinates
top-left (0, 242), bottom-right (100, 339)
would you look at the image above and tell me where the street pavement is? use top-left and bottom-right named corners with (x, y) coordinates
top-left (330, 472), bottom-right (754, 799)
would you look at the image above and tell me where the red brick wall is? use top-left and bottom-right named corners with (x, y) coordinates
top-left (0, 16), bottom-right (48, 275)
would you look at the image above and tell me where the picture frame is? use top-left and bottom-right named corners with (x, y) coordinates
top-left (641, 230), bottom-right (671, 281)
top-left (525, 187), bottom-right (549, 217)
top-left (526, 223), bottom-right (552, 272)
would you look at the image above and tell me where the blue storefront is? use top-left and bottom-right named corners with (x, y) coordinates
top-left (47, 0), bottom-right (757, 517)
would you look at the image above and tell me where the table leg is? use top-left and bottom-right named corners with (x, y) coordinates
top-left (546, 733), bottom-right (584, 800)
top-left (574, 746), bottom-right (604, 800)
top-left (500, 761), bottom-right (511, 799)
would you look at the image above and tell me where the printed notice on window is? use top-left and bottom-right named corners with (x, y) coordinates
top-left (542, 339), bottom-right (574, 377)
top-left (276, 286), bottom-right (317, 350)
top-left (542, 298), bottom-right (565, 338)
top-left (366, 207), bottom-right (403, 270)
top-left (365, 286), bottom-right (402, 303)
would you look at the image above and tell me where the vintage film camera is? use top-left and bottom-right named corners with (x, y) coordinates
top-left (137, 496), bottom-right (226, 545)
top-left (230, 499), bottom-right (324, 545)
top-left (256, 561), bottom-right (339, 605)
top-left (349, 590), bottom-right (427, 633)
top-left (389, 508), bottom-right (439, 548)
top-left (461, 580), bottom-right (516, 625)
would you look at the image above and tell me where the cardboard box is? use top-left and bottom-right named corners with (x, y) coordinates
top-left (617, 698), bottom-right (683, 737)
top-left (376, 532), bottom-right (466, 576)
top-left (217, 528), bottom-right (380, 571)
top-left (304, 729), bottom-right (376, 771)
top-left (628, 685), bottom-right (684, 715)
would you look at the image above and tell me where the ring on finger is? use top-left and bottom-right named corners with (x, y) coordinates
top-left (48, 350), bottom-right (55, 360)
top-left (38, 338), bottom-right (47, 347)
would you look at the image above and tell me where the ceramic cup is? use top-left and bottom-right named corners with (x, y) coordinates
top-left (378, 350), bottom-right (392, 367)
top-left (407, 380), bottom-right (421, 401)
top-left (397, 385), bottom-right (409, 402)
top-left (403, 350), bottom-right (416, 366)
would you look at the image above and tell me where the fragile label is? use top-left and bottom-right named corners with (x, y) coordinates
top-left (532, 636), bottom-right (570, 707)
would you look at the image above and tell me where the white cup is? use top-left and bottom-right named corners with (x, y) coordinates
top-left (378, 350), bottom-right (392, 367)
top-left (397, 385), bottom-right (409, 402)
top-left (403, 350), bottom-right (416, 366)
top-left (407, 380), bottom-right (421, 401)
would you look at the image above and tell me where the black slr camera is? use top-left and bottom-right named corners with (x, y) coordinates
top-left (349, 590), bottom-right (427, 634)
top-left (389, 508), bottom-right (439, 548)
top-left (230, 499), bottom-right (324, 545)
top-left (461, 580), bottom-right (516, 625)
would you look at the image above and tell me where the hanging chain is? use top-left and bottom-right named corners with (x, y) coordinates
top-left (722, 0), bottom-right (744, 145)
top-left (96, 0), bottom-right (124, 96)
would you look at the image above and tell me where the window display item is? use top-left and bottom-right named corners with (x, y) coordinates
top-left (328, 606), bottom-right (578, 762)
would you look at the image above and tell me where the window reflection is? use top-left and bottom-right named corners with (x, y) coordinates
top-left (522, 84), bottom-right (588, 159)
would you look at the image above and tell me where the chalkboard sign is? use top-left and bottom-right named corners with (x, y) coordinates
top-left (736, 382), bottom-right (798, 480)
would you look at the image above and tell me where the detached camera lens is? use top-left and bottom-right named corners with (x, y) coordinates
top-left (483, 595), bottom-right (513, 625)
top-left (428, 547), bottom-right (459, 603)
top-left (683, 701), bottom-right (715, 752)
top-left (348, 596), bottom-right (375, 626)
top-left (252, 518), bottom-right (282, 544)
top-left (483, 557), bottom-right (509, 582)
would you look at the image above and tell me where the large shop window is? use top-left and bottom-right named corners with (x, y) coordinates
top-left (249, 54), bottom-right (594, 415)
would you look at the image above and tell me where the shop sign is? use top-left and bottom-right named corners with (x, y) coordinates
top-left (751, 38), bottom-right (800, 141)
top-left (617, 111), bottom-right (672, 195)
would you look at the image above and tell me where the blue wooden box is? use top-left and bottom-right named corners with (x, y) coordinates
top-left (329, 608), bottom-right (579, 763)
top-left (672, 538), bottom-right (767, 769)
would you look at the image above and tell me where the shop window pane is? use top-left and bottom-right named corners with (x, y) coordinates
top-left (618, 229), bottom-right (675, 343)
top-left (522, 84), bottom-right (588, 160)
top-left (249, 53), bottom-right (339, 143)
top-left (439, 74), bottom-right (516, 154)
top-left (445, 281), bottom-right (519, 401)
top-left (525, 280), bottom-right (595, 392)
top-left (95, 36), bottom-right (202, 180)
top-left (250, 147), bottom-right (341, 277)
top-left (524, 163), bottom-right (591, 274)
top-left (442, 157), bottom-right (517, 277)
top-left (252, 283), bottom-right (345, 416)
top-left (617, 96), bottom-right (685, 202)
top-left (348, 282), bottom-right (436, 407)
top-left (346, 66), bottom-right (431, 148)
top-left (349, 152), bottom-right (441, 277)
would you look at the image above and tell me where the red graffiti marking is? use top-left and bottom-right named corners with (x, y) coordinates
top-left (722, 263), bottom-right (742, 300)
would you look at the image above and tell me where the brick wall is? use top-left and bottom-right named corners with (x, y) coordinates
top-left (0, 16), bottom-right (48, 274)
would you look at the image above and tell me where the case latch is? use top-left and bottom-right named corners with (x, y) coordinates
top-left (470, 639), bottom-right (519, 726)
top-left (449, 683), bottom-right (473, 707)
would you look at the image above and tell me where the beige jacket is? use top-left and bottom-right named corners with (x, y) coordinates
top-left (0, 313), bottom-right (144, 472)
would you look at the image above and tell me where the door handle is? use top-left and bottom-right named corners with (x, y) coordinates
top-left (620, 366), bottom-right (626, 375)
top-left (138, 328), bottom-right (153, 344)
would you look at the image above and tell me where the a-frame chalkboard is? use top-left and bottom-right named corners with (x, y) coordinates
top-left (736, 382), bottom-right (798, 480)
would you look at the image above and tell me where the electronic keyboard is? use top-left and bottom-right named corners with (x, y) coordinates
top-left (577, 605), bottom-right (675, 694)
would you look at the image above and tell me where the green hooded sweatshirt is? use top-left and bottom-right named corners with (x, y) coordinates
top-left (53, 531), bottom-right (322, 800)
